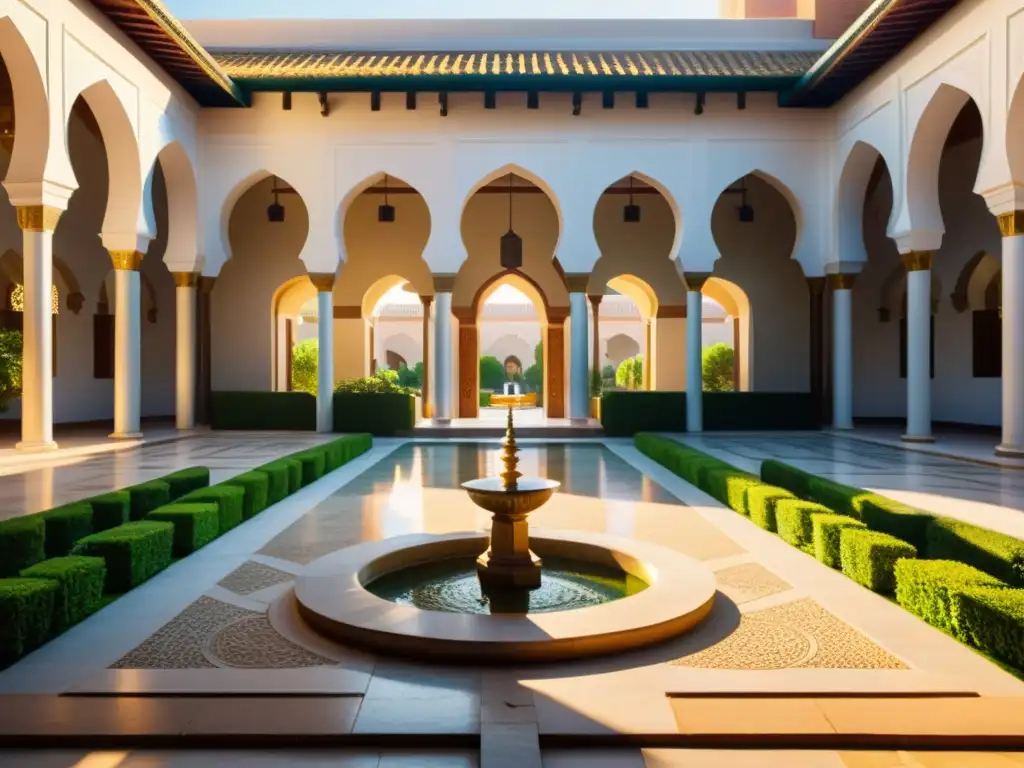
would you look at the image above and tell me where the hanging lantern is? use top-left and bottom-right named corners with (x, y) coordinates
top-left (737, 178), bottom-right (754, 223)
top-left (267, 176), bottom-right (285, 223)
top-left (623, 176), bottom-right (641, 223)
top-left (378, 174), bottom-right (396, 223)
top-left (500, 174), bottom-right (523, 269)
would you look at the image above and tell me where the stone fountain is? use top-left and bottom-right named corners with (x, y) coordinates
top-left (461, 406), bottom-right (559, 591)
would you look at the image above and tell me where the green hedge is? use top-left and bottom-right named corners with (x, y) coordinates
top-left (0, 516), bottom-right (45, 577)
top-left (40, 504), bottom-right (93, 559)
top-left (162, 467), bottom-right (211, 499)
top-left (840, 528), bottom-right (917, 594)
top-left (71, 521), bottom-right (174, 594)
top-left (293, 449), bottom-right (327, 486)
top-left (812, 513), bottom-right (866, 569)
top-left (256, 462), bottom-right (290, 505)
top-left (776, 499), bottom-right (832, 551)
top-left (222, 472), bottom-right (269, 519)
top-left (211, 390), bottom-right (316, 431)
top-left (761, 460), bottom-right (815, 500)
top-left (180, 486), bottom-right (244, 534)
top-left (951, 586), bottom-right (1024, 670)
top-left (894, 559), bottom-right (1005, 635)
top-left (20, 556), bottom-right (105, 633)
top-left (602, 392), bottom-right (686, 436)
top-left (282, 459), bottom-right (303, 493)
top-left (859, 496), bottom-right (934, 553)
top-left (0, 579), bottom-right (56, 665)
top-left (926, 518), bottom-right (1024, 587)
top-left (747, 485), bottom-right (796, 532)
top-left (147, 504), bottom-right (220, 556)
top-left (333, 392), bottom-right (415, 436)
top-left (703, 392), bottom-right (818, 431)
top-left (480, 392), bottom-right (492, 407)
top-left (127, 480), bottom-right (172, 522)
top-left (86, 492), bottom-right (130, 532)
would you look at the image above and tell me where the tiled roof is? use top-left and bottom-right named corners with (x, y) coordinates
top-left (213, 50), bottom-right (821, 91)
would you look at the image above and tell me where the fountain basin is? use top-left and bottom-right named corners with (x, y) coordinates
top-left (292, 530), bottom-right (716, 663)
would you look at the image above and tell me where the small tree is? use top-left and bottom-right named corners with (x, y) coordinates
top-left (589, 368), bottom-right (602, 398)
top-left (615, 354), bottom-right (644, 391)
top-left (479, 355), bottom-right (505, 391)
top-left (702, 342), bottom-right (735, 392)
top-left (0, 329), bottom-right (22, 412)
top-left (396, 361), bottom-right (423, 391)
top-left (290, 338), bottom-right (318, 395)
top-left (523, 340), bottom-right (543, 395)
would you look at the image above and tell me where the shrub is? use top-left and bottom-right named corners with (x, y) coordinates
top-left (603, 392), bottom-right (686, 436)
top-left (20, 556), bottom-right (105, 633)
top-left (812, 513), bottom-right (866, 569)
top-left (703, 393), bottom-right (818, 431)
top-left (292, 449), bottom-right (327, 486)
top-left (334, 372), bottom-right (414, 395)
top-left (806, 476), bottom-right (868, 518)
top-left (179, 486), bottom-right (244, 534)
top-left (71, 521), bottom-right (174, 593)
top-left (479, 355), bottom-right (505, 392)
top-left (86, 492), bottom-right (130, 532)
top-left (840, 529), bottom-right (917, 594)
top-left (291, 338), bottom-right (319, 395)
top-left (222, 472), bottom-right (269, 520)
top-left (332, 392), bottom-right (415, 436)
top-left (616, 354), bottom-right (644, 391)
top-left (40, 503), bottom-right (94, 558)
top-left (761, 460), bottom-right (815, 500)
top-left (0, 515), bottom-right (45, 577)
top-left (479, 391), bottom-right (492, 408)
top-left (0, 327), bottom-right (22, 412)
top-left (211, 391), bottom-right (316, 431)
top-left (747, 485), bottom-right (796, 532)
top-left (257, 462), bottom-right (291, 504)
top-left (702, 467), bottom-right (759, 512)
top-left (926, 517), bottom-right (1024, 586)
top-left (951, 587), bottom-right (1024, 670)
top-left (127, 480), bottom-right (171, 522)
top-left (282, 459), bottom-right (303, 493)
top-left (894, 559), bottom-right (1005, 634)
top-left (147, 504), bottom-right (220, 556)
top-left (702, 343), bottom-right (734, 393)
top-left (775, 499), bottom-right (832, 551)
top-left (859, 495), bottom-right (934, 552)
top-left (161, 467), bottom-right (210, 500)
top-left (0, 578), bottom-right (56, 664)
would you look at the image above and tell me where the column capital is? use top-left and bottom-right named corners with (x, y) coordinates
top-left (564, 273), bottom-right (590, 294)
top-left (109, 250), bottom-right (144, 271)
top-left (901, 251), bottom-right (933, 272)
top-left (827, 274), bottom-right (857, 291)
top-left (173, 272), bottom-right (198, 288)
top-left (16, 205), bottom-right (63, 233)
top-left (308, 272), bottom-right (335, 292)
top-left (684, 272), bottom-right (712, 291)
top-left (588, 294), bottom-right (603, 308)
top-left (433, 274), bottom-right (457, 293)
top-left (807, 276), bottom-right (826, 295)
top-left (997, 210), bottom-right (1024, 237)
top-left (420, 294), bottom-right (434, 308)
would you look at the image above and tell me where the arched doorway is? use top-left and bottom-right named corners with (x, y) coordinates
top-left (477, 282), bottom-right (542, 410)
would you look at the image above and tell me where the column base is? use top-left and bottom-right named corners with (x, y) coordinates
top-left (15, 440), bottom-right (59, 453)
top-left (109, 431), bottom-right (143, 440)
top-left (900, 434), bottom-right (936, 444)
top-left (832, 424), bottom-right (854, 431)
top-left (432, 417), bottom-right (452, 426)
top-left (995, 443), bottom-right (1024, 458)
top-left (569, 417), bottom-right (590, 426)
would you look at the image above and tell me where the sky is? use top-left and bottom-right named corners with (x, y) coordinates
top-left (166, 0), bottom-right (721, 21)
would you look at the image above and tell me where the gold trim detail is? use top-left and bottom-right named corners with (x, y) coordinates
top-left (564, 274), bottom-right (590, 294)
top-left (684, 272), bottom-right (712, 292)
top-left (997, 211), bottom-right (1024, 237)
top-left (433, 274), bottom-right (457, 294)
top-left (16, 206), bottom-right (63, 232)
top-left (420, 294), bottom-right (433, 307)
top-left (173, 272), bottom-right (198, 288)
top-left (109, 250), bottom-right (144, 271)
top-left (827, 274), bottom-right (856, 291)
top-left (901, 251), bottom-right (933, 272)
top-left (308, 272), bottom-right (336, 292)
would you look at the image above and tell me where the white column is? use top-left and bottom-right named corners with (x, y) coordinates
top-left (685, 274), bottom-right (708, 433)
top-left (109, 251), bottom-right (142, 439)
top-left (310, 274), bottom-right (335, 433)
top-left (997, 212), bottom-right (1024, 456)
top-left (15, 206), bottom-right (62, 451)
top-left (569, 291), bottom-right (589, 423)
top-left (902, 252), bottom-right (933, 442)
top-left (830, 274), bottom-right (855, 430)
top-left (433, 290), bottom-right (453, 423)
top-left (173, 273), bottom-right (197, 431)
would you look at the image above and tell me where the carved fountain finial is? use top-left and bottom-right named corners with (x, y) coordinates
top-left (500, 406), bottom-right (522, 491)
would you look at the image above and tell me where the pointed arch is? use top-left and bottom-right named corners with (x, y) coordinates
top-left (337, 172), bottom-right (433, 261)
top-left (951, 251), bottom-right (1000, 313)
top-left (606, 274), bottom-right (658, 320)
top-left (471, 270), bottom-right (550, 325)
top-left (1009, 74), bottom-right (1024, 183)
top-left (713, 170), bottom-right (803, 263)
top-left (151, 141), bottom-right (199, 270)
top-left (362, 273), bottom-right (420, 319)
top-left (220, 169), bottom-right (310, 266)
top-left (0, 17), bottom-right (49, 186)
top-left (837, 141), bottom-right (892, 264)
top-left (703, 277), bottom-right (752, 391)
top-left (592, 171), bottom-right (683, 266)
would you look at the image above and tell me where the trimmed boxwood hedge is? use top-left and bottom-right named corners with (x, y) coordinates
top-left (859, 496), bottom-right (934, 553)
top-left (812, 513), bottom-right (866, 569)
top-left (894, 559), bottom-right (1005, 635)
top-left (179, 486), bottom-right (244, 534)
top-left (222, 472), bottom-right (269, 519)
top-left (703, 392), bottom-right (817, 431)
top-left (951, 586), bottom-right (1024, 670)
top-left (747, 485), bottom-right (796, 532)
top-left (602, 391), bottom-right (686, 436)
top-left (257, 462), bottom-right (290, 505)
top-left (761, 460), bottom-right (815, 500)
top-left (71, 521), bottom-right (174, 593)
top-left (775, 499), bottom-right (832, 551)
top-left (840, 528), bottom-right (917, 594)
top-left (127, 481), bottom-right (172, 522)
top-left (0, 515), bottom-right (45, 577)
top-left (86, 492), bottom-right (130, 532)
top-left (20, 556), bottom-right (105, 633)
top-left (211, 390), bottom-right (316, 431)
top-left (0, 578), bottom-right (56, 665)
top-left (40, 503), bottom-right (94, 559)
top-left (333, 392), bottom-right (415, 436)
top-left (293, 450), bottom-right (327, 486)
top-left (282, 458), bottom-right (303, 493)
top-left (926, 517), bottom-right (1024, 587)
top-left (147, 504), bottom-right (220, 556)
top-left (162, 467), bottom-right (211, 500)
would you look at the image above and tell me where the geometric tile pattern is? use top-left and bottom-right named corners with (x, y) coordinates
top-left (715, 562), bottom-right (793, 605)
top-left (218, 560), bottom-right (296, 595)
top-left (206, 615), bottom-right (334, 669)
top-left (670, 598), bottom-right (906, 670)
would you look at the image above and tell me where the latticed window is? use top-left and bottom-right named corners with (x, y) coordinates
top-left (9, 284), bottom-right (59, 314)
